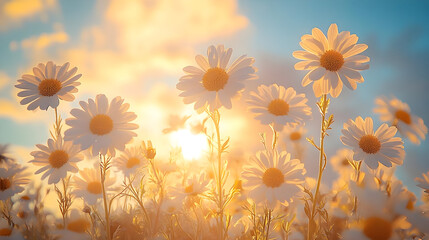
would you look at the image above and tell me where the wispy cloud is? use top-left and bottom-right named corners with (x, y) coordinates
top-left (0, 0), bottom-right (57, 31)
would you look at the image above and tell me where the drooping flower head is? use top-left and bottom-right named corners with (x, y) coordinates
top-left (374, 96), bottom-right (427, 145)
top-left (341, 117), bottom-right (405, 169)
top-left (114, 146), bottom-right (147, 177)
top-left (64, 94), bottom-right (138, 157)
top-left (247, 84), bottom-right (312, 132)
top-left (242, 150), bottom-right (305, 207)
top-left (15, 61), bottom-right (81, 110)
top-left (30, 136), bottom-right (82, 184)
top-left (293, 24), bottom-right (369, 98)
top-left (177, 45), bottom-right (257, 112)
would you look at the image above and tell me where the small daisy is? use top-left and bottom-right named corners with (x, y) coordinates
top-left (330, 148), bottom-right (355, 175)
top-left (293, 24), bottom-right (369, 98)
top-left (283, 125), bottom-right (307, 143)
top-left (179, 173), bottom-right (210, 197)
top-left (242, 150), bottom-right (305, 207)
top-left (114, 146), bottom-right (147, 177)
top-left (177, 44), bottom-right (257, 112)
top-left (64, 94), bottom-right (138, 157)
top-left (341, 117), bottom-right (405, 170)
top-left (374, 96), bottom-right (427, 145)
top-left (15, 61), bottom-right (81, 110)
top-left (247, 84), bottom-right (312, 131)
top-left (56, 209), bottom-right (91, 240)
top-left (30, 136), bottom-right (82, 184)
top-left (415, 171), bottom-right (429, 194)
top-left (0, 163), bottom-right (30, 200)
top-left (0, 219), bottom-right (25, 240)
top-left (72, 168), bottom-right (115, 205)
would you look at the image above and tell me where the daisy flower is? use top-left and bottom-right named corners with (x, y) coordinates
top-left (415, 171), bottom-right (429, 194)
top-left (55, 209), bottom-right (91, 240)
top-left (293, 24), bottom-right (369, 98)
top-left (114, 146), bottom-right (147, 177)
top-left (283, 125), bottom-right (307, 142)
top-left (177, 44), bottom-right (257, 112)
top-left (64, 94), bottom-right (138, 157)
top-left (341, 117), bottom-right (405, 170)
top-left (0, 219), bottom-right (25, 240)
top-left (72, 168), bottom-right (115, 205)
top-left (242, 150), bottom-right (305, 207)
top-left (15, 61), bottom-right (81, 111)
top-left (30, 136), bottom-right (82, 184)
top-left (247, 84), bottom-right (312, 131)
top-left (330, 148), bottom-right (355, 175)
top-left (374, 96), bottom-right (427, 145)
top-left (0, 163), bottom-right (29, 200)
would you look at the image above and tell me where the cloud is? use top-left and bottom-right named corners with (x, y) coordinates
top-left (0, 0), bottom-right (57, 30)
top-left (18, 26), bottom-right (68, 51)
top-left (0, 71), bottom-right (10, 90)
top-left (0, 99), bottom-right (48, 123)
top-left (57, 0), bottom-right (248, 95)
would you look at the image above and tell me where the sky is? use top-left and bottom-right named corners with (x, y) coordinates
top-left (0, 0), bottom-right (428, 198)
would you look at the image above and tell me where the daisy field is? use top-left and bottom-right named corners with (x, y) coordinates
top-left (0, 0), bottom-right (429, 239)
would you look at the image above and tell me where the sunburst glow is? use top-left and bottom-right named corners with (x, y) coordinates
top-left (169, 129), bottom-right (208, 161)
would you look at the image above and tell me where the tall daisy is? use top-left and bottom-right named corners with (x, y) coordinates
top-left (114, 146), bottom-right (147, 177)
top-left (72, 168), bottom-right (116, 205)
top-left (340, 117), bottom-right (405, 170)
top-left (15, 61), bottom-right (81, 110)
top-left (247, 84), bottom-right (312, 131)
top-left (242, 150), bottom-right (305, 207)
top-left (293, 24), bottom-right (369, 98)
top-left (30, 136), bottom-right (82, 184)
top-left (0, 163), bottom-right (29, 200)
top-left (374, 96), bottom-right (427, 145)
top-left (64, 94), bottom-right (138, 157)
top-left (177, 44), bottom-right (257, 112)
top-left (55, 209), bottom-right (91, 240)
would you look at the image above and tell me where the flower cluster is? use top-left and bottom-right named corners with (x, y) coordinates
top-left (1, 24), bottom-right (428, 240)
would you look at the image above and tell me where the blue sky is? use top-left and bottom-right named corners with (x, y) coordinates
top-left (1, 0), bottom-right (428, 197)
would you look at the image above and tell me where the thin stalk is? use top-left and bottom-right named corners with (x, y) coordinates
top-left (100, 155), bottom-right (111, 240)
top-left (265, 209), bottom-right (272, 240)
top-left (215, 112), bottom-right (225, 240)
top-left (307, 94), bottom-right (329, 240)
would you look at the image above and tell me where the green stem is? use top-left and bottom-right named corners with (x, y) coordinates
top-left (307, 94), bottom-right (328, 240)
top-left (100, 155), bottom-right (111, 240)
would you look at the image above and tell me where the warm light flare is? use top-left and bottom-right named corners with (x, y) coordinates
top-left (169, 129), bottom-right (208, 161)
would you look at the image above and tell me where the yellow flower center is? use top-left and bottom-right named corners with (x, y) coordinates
top-left (126, 157), bottom-right (140, 169)
top-left (289, 131), bottom-right (301, 141)
top-left (395, 110), bottom-right (411, 125)
top-left (89, 114), bottom-right (114, 135)
top-left (38, 79), bottom-right (62, 96)
top-left (0, 178), bottom-right (11, 191)
top-left (17, 211), bottom-right (28, 219)
top-left (87, 181), bottom-right (102, 194)
top-left (202, 67), bottom-right (229, 91)
top-left (184, 184), bottom-right (194, 194)
top-left (363, 217), bottom-right (392, 240)
top-left (320, 50), bottom-right (344, 72)
top-left (66, 218), bottom-right (90, 233)
top-left (21, 195), bottom-right (31, 201)
top-left (262, 168), bottom-right (284, 188)
top-left (48, 150), bottom-right (69, 168)
top-left (341, 158), bottom-right (350, 166)
top-left (359, 135), bottom-right (381, 154)
top-left (0, 228), bottom-right (12, 236)
top-left (268, 99), bottom-right (289, 116)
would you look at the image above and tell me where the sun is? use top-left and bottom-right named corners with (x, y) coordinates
top-left (169, 129), bottom-right (208, 161)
